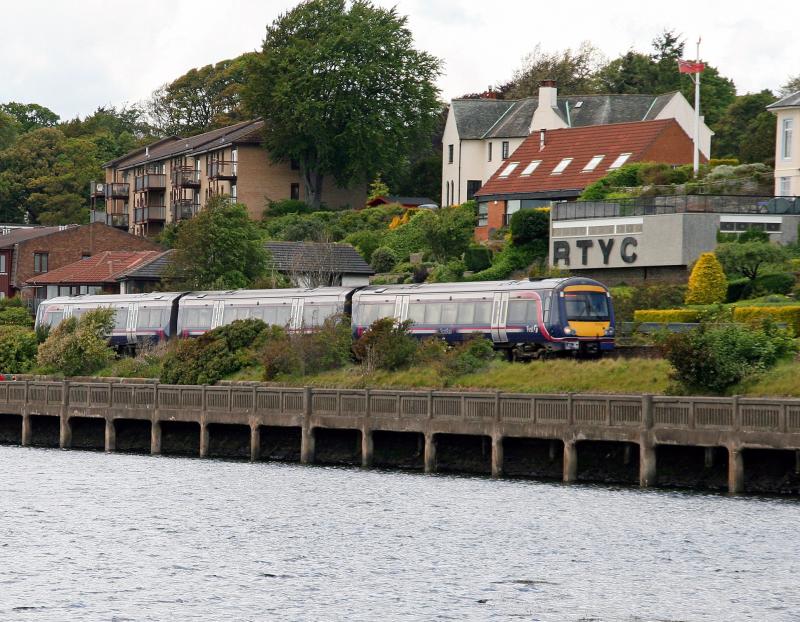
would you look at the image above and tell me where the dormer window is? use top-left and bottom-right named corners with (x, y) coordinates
top-left (520, 160), bottom-right (542, 176)
top-left (609, 153), bottom-right (632, 170)
top-left (551, 158), bottom-right (573, 175)
top-left (499, 162), bottom-right (519, 177)
top-left (583, 155), bottom-right (605, 172)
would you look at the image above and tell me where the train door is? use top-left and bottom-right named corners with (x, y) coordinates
top-left (211, 300), bottom-right (225, 329)
top-left (491, 291), bottom-right (509, 342)
top-left (126, 303), bottom-right (138, 344)
top-left (394, 295), bottom-right (409, 321)
top-left (290, 297), bottom-right (303, 330)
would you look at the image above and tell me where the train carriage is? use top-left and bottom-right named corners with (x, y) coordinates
top-left (176, 287), bottom-right (353, 336)
top-left (352, 277), bottom-right (614, 358)
top-left (35, 292), bottom-right (184, 348)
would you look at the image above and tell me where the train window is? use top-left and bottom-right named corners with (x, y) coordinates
top-left (303, 304), bottom-right (336, 327)
top-left (44, 311), bottom-right (63, 326)
top-left (564, 292), bottom-right (609, 321)
top-left (138, 308), bottom-right (166, 328)
top-left (507, 300), bottom-right (537, 325)
top-left (360, 303), bottom-right (394, 325)
top-left (114, 308), bottom-right (128, 330)
top-left (408, 303), bottom-right (425, 324)
top-left (456, 303), bottom-right (475, 324)
top-left (441, 302), bottom-right (458, 324)
top-left (261, 305), bottom-right (291, 327)
top-left (423, 303), bottom-right (441, 324)
top-left (541, 293), bottom-right (552, 324)
top-left (183, 307), bottom-right (213, 328)
top-left (474, 302), bottom-right (492, 324)
top-left (223, 306), bottom-right (252, 323)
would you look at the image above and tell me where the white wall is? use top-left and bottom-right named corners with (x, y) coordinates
top-left (655, 93), bottom-right (712, 158)
top-left (773, 109), bottom-right (800, 196)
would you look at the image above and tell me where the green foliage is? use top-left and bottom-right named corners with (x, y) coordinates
top-left (370, 246), bottom-right (398, 273)
top-left (0, 102), bottom-right (60, 133)
top-left (685, 252), bottom-right (727, 305)
top-left (580, 162), bottom-right (692, 200)
top-left (733, 306), bottom-right (800, 335)
top-left (264, 204), bottom-right (402, 244)
top-left (344, 229), bottom-right (387, 263)
top-left (466, 243), bottom-right (539, 281)
top-left (36, 308), bottom-right (116, 377)
top-left (509, 208), bottom-right (549, 247)
top-left (753, 272), bottom-right (795, 296)
top-left (736, 228), bottom-right (770, 243)
top-left (161, 319), bottom-right (269, 385)
top-left (265, 199), bottom-right (314, 217)
top-left (726, 277), bottom-right (752, 303)
top-left (0, 297), bottom-right (33, 327)
top-left (244, 0), bottom-right (442, 208)
top-left (505, 41), bottom-right (605, 98)
top-left (712, 90), bottom-right (776, 163)
top-left (443, 337), bottom-right (496, 376)
top-left (0, 325), bottom-right (38, 373)
top-left (659, 321), bottom-right (796, 394)
top-left (716, 241), bottom-right (789, 282)
top-left (353, 318), bottom-right (417, 371)
top-left (164, 197), bottom-right (268, 289)
top-left (464, 245), bottom-right (492, 272)
top-left (261, 315), bottom-right (353, 379)
top-left (610, 284), bottom-right (687, 322)
top-left (368, 176), bottom-right (390, 201)
top-left (417, 204), bottom-right (475, 262)
top-left (634, 309), bottom-right (701, 323)
top-left (428, 259), bottom-right (465, 283)
top-left (0, 111), bottom-right (19, 151)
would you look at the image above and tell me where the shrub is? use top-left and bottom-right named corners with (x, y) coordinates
top-left (733, 306), bottom-right (800, 335)
top-left (716, 241), bottom-right (789, 282)
top-left (352, 318), bottom-right (417, 371)
top-left (443, 337), bottom-right (495, 376)
top-left (428, 260), bottom-right (465, 283)
top-left (659, 322), bottom-right (796, 394)
top-left (726, 277), bottom-right (752, 302)
top-left (509, 209), bottom-right (549, 246)
top-left (633, 309), bottom-right (701, 323)
top-left (466, 243), bottom-right (540, 281)
top-left (463, 245), bottom-right (492, 272)
top-left (752, 272), bottom-right (795, 296)
top-left (265, 199), bottom-right (313, 217)
top-left (685, 252), bottom-right (727, 305)
top-left (344, 229), bottom-right (386, 263)
top-left (0, 326), bottom-right (38, 373)
top-left (261, 316), bottom-right (353, 380)
top-left (36, 308), bottom-right (116, 377)
top-left (737, 229), bottom-right (770, 243)
top-left (370, 246), bottom-right (398, 273)
top-left (0, 306), bottom-right (33, 327)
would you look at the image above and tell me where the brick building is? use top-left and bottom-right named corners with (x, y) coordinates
top-left (473, 118), bottom-right (700, 241)
top-left (93, 119), bottom-right (366, 237)
top-left (0, 223), bottom-right (161, 301)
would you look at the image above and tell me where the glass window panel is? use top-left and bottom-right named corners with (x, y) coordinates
top-left (474, 302), bottom-right (492, 325)
top-left (114, 308), bottom-right (128, 330)
top-left (507, 300), bottom-right (537, 324)
top-left (185, 307), bottom-right (212, 328)
top-left (441, 302), bottom-right (458, 324)
top-left (456, 303), bottom-right (475, 325)
top-left (408, 303), bottom-right (425, 324)
top-left (45, 311), bottom-right (63, 326)
top-left (424, 303), bottom-right (442, 324)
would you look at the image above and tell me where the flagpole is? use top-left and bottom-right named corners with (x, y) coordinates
top-left (693, 37), bottom-right (701, 175)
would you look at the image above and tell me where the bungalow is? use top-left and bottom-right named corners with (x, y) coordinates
top-left (472, 118), bottom-right (698, 241)
top-left (264, 241), bottom-right (374, 287)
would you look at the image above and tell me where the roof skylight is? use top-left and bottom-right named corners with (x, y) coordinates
top-left (520, 160), bottom-right (542, 176)
top-left (551, 157), bottom-right (573, 175)
top-left (583, 155), bottom-right (605, 172)
top-left (499, 162), bottom-right (519, 177)
top-left (609, 152), bottom-right (632, 170)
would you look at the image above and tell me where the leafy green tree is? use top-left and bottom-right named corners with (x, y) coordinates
top-left (712, 91), bottom-right (776, 163)
top-left (245, 0), bottom-right (442, 209)
top-left (148, 54), bottom-right (253, 136)
top-left (780, 74), bottom-right (800, 97)
top-left (596, 51), bottom-right (658, 94)
top-left (681, 64), bottom-right (737, 127)
top-left (0, 326), bottom-right (38, 373)
top-left (505, 41), bottom-right (604, 98)
top-left (0, 111), bottom-right (18, 150)
top-left (0, 102), bottom-right (60, 133)
top-left (419, 204), bottom-right (475, 262)
top-left (715, 241), bottom-right (789, 282)
top-left (36, 308), bottom-right (116, 377)
top-left (163, 196), bottom-right (268, 289)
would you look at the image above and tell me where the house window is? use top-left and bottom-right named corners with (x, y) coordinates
top-left (501, 141), bottom-right (510, 160)
top-left (448, 144), bottom-right (454, 164)
top-left (583, 155), bottom-right (605, 172)
top-left (290, 183), bottom-right (300, 200)
top-left (450, 181), bottom-right (455, 205)
top-left (34, 253), bottom-right (48, 274)
top-left (230, 183), bottom-right (237, 202)
top-left (478, 202), bottom-right (488, 226)
top-left (488, 143), bottom-right (493, 162)
top-left (499, 162), bottom-right (519, 178)
top-left (446, 182), bottom-right (450, 206)
top-left (782, 118), bottom-right (793, 160)
top-left (551, 158), bottom-right (573, 175)
top-left (520, 160), bottom-right (542, 176)
top-left (780, 176), bottom-right (791, 196)
top-left (0, 254), bottom-right (5, 274)
top-left (466, 180), bottom-right (482, 200)
top-left (609, 153), bottom-right (632, 170)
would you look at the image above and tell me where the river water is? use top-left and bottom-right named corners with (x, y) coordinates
top-left (0, 446), bottom-right (798, 621)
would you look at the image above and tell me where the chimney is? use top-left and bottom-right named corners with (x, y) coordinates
top-left (539, 129), bottom-right (546, 151)
top-left (529, 80), bottom-right (562, 133)
top-left (538, 80), bottom-right (558, 110)
top-left (145, 146), bottom-right (150, 158)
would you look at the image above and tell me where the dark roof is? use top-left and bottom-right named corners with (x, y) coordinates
top-left (25, 251), bottom-right (164, 285)
top-left (366, 195), bottom-right (438, 207)
top-left (265, 241), bottom-right (373, 275)
top-left (453, 92), bottom-right (679, 139)
top-left (115, 249), bottom-right (175, 281)
top-left (475, 119), bottom-right (691, 199)
top-left (0, 225), bottom-right (76, 249)
top-left (767, 91), bottom-right (800, 110)
top-left (112, 119), bottom-right (264, 170)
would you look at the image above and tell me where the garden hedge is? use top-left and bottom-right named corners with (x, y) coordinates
top-left (732, 306), bottom-right (800, 334)
top-left (633, 309), bottom-right (702, 323)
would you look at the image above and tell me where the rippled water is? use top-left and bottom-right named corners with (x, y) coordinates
top-left (0, 446), bottom-right (798, 621)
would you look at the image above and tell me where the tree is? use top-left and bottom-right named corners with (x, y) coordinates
top-left (712, 91), bottom-right (777, 163)
top-left (244, 0), bottom-right (442, 209)
top-left (420, 203), bottom-right (475, 262)
top-left (780, 74), bottom-right (800, 97)
top-left (0, 111), bottom-right (18, 150)
top-left (367, 176), bottom-right (390, 201)
top-left (505, 41), bottom-right (605, 98)
top-left (148, 54), bottom-right (253, 136)
top-left (36, 308), bottom-right (116, 377)
top-left (685, 252), bottom-right (727, 304)
top-left (0, 102), bottom-right (60, 133)
top-left (163, 196), bottom-right (268, 289)
top-left (680, 64), bottom-right (736, 128)
top-left (715, 242), bottom-right (788, 282)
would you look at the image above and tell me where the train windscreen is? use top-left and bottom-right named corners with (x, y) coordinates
top-left (564, 292), bottom-right (609, 321)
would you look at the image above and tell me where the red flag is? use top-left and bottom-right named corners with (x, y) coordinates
top-left (678, 60), bottom-right (705, 74)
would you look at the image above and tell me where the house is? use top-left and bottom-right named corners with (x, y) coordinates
top-left (95, 119), bottom-right (366, 237)
top-left (441, 80), bottom-right (713, 207)
top-left (0, 222), bottom-right (161, 302)
top-left (767, 91), bottom-right (800, 197)
top-left (473, 118), bottom-right (699, 241)
top-left (365, 195), bottom-right (438, 209)
top-left (25, 250), bottom-right (166, 303)
top-left (114, 250), bottom-right (175, 294)
top-left (264, 241), bottom-right (374, 287)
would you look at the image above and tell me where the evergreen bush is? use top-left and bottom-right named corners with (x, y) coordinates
top-left (733, 306), bottom-right (800, 335)
top-left (370, 246), bottom-right (398, 273)
top-left (685, 252), bottom-right (727, 305)
top-left (752, 272), bottom-right (795, 296)
top-left (36, 308), bottom-right (116, 377)
top-left (0, 326), bottom-right (37, 373)
top-left (352, 318), bottom-right (417, 371)
top-left (633, 309), bottom-right (702, 323)
top-left (463, 245), bottom-right (492, 272)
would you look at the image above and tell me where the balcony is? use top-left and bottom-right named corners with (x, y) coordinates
top-left (207, 161), bottom-right (237, 181)
top-left (90, 209), bottom-right (130, 229)
top-left (107, 182), bottom-right (130, 198)
top-left (134, 173), bottom-right (167, 192)
top-left (134, 205), bottom-right (166, 223)
top-left (173, 199), bottom-right (201, 220)
top-left (171, 166), bottom-right (201, 188)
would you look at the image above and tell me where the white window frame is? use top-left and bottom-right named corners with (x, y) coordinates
top-left (520, 160), bottom-right (542, 176)
top-left (583, 155), bottom-right (605, 172)
top-left (551, 158), bottom-right (573, 175)
top-left (779, 176), bottom-right (791, 196)
top-left (499, 162), bottom-right (519, 178)
top-left (782, 118), bottom-right (793, 160)
top-left (487, 142), bottom-right (493, 162)
top-left (501, 141), bottom-right (510, 160)
top-left (609, 153), bottom-right (632, 170)
top-left (0, 254), bottom-right (6, 274)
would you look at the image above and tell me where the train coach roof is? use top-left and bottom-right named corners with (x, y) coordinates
top-left (179, 287), bottom-right (356, 302)
top-left (39, 292), bottom-right (186, 306)
top-left (354, 278), bottom-right (605, 297)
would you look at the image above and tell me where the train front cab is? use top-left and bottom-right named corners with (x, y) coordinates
top-left (549, 281), bottom-right (614, 356)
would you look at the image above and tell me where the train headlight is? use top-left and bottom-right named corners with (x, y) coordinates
top-left (604, 327), bottom-right (615, 337)
top-left (563, 326), bottom-right (575, 336)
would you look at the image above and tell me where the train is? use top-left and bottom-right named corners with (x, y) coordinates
top-left (35, 277), bottom-right (615, 358)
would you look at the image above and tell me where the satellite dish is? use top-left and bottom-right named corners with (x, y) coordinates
top-left (95, 183), bottom-right (105, 193)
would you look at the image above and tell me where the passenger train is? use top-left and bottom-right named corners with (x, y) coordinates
top-left (35, 277), bottom-right (615, 358)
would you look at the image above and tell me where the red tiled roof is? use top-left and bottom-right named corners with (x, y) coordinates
top-left (475, 119), bottom-right (694, 198)
top-left (25, 251), bottom-right (164, 285)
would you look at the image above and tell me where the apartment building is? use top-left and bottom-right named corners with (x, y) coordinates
top-left (92, 119), bottom-right (366, 237)
top-left (442, 81), bottom-right (713, 207)
top-left (768, 91), bottom-right (800, 197)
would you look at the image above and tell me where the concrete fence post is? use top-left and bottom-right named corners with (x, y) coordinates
top-left (199, 418), bottom-right (209, 458)
top-left (301, 426), bottom-right (315, 464)
top-left (150, 419), bottom-right (162, 455)
top-left (563, 439), bottom-right (577, 483)
top-left (732, 395), bottom-right (741, 432)
top-left (21, 413), bottom-right (31, 446)
top-left (104, 418), bottom-right (116, 453)
top-left (728, 446), bottom-right (744, 493)
top-left (491, 434), bottom-right (503, 478)
top-left (424, 433), bottom-right (436, 473)
top-left (59, 381), bottom-right (71, 449)
top-left (250, 422), bottom-right (260, 462)
top-left (361, 428), bottom-right (373, 468)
